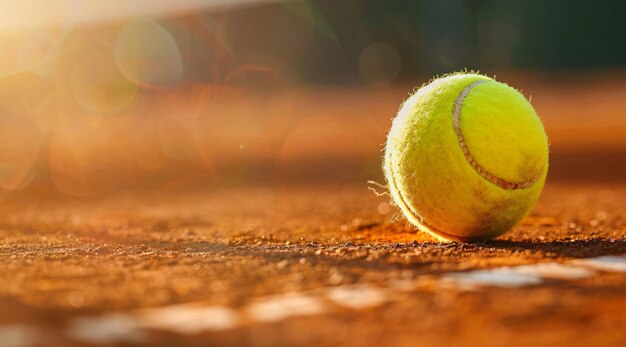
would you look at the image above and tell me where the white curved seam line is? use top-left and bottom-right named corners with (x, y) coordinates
top-left (452, 80), bottom-right (541, 190)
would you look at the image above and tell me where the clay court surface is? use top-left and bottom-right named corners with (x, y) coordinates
top-left (0, 77), bottom-right (625, 347)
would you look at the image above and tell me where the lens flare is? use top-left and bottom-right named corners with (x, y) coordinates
top-left (155, 83), bottom-right (217, 121)
top-left (115, 18), bottom-right (183, 89)
top-left (0, 26), bottom-right (68, 77)
top-left (156, 115), bottom-right (202, 164)
top-left (34, 88), bottom-right (88, 134)
top-left (0, 99), bottom-right (41, 191)
top-left (70, 51), bottom-right (138, 114)
top-left (49, 122), bottom-right (136, 197)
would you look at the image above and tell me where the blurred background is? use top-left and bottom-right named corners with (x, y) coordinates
top-left (0, 0), bottom-right (625, 199)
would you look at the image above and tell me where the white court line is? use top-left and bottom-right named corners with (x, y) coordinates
top-left (325, 285), bottom-right (388, 309)
top-left (68, 313), bottom-right (145, 345)
top-left (246, 292), bottom-right (325, 323)
top-left (572, 255), bottom-right (626, 272)
top-left (65, 255), bottom-right (626, 342)
top-left (137, 305), bottom-right (240, 334)
top-left (510, 263), bottom-right (595, 280)
top-left (440, 268), bottom-right (542, 290)
top-left (0, 324), bottom-right (39, 347)
top-left (439, 262), bottom-right (598, 290)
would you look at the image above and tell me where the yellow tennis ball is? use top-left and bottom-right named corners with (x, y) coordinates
top-left (384, 72), bottom-right (549, 242)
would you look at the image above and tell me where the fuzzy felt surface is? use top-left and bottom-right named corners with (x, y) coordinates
top-left (461, 81), bottom-right (548, 184)
top-left (384, 73), bottom-right (549, 242)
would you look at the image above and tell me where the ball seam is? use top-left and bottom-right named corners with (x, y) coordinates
top-left (452, 80), bottom-right (542, 190)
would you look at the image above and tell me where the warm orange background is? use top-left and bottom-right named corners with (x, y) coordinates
top-left (0, 1), bottom-right (624, 200)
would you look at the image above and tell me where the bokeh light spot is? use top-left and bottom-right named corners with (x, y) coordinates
top-left (17, 29), bottom-right (60, 70)
top-left (49, 123), bottom-right (136, 197)
top-left (155, 83), bottom-right (216, 121)
top-left (0, 27), bottom-right (66, 77)
top-left (70, 51), bottom-right (138, 114)
top-left (34, 88), bottom-right (88, 134)
top-left (377, 202), bottom-right (391, 215)
top-left (0, 100), bottom-right (41, 191)
top-left (115, 18), bottom-right (183, 89)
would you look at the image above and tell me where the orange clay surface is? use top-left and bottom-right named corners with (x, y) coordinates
top-left (0, 77), bottom-right (625, 347)
top-left (0, 180), bottom-right (625, 347)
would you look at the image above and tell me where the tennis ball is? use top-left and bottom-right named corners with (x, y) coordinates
top-left (384, 73), bottom-right (548, 242)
